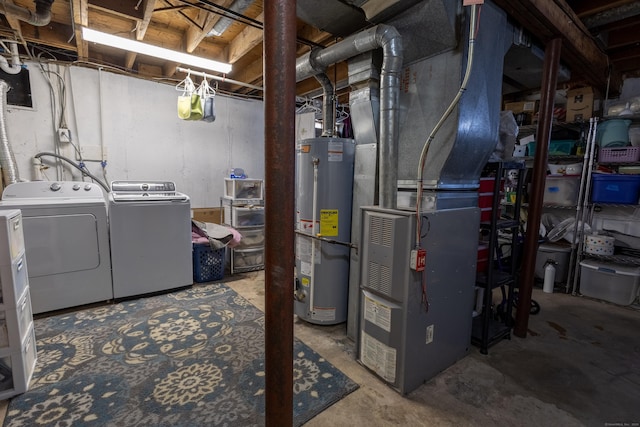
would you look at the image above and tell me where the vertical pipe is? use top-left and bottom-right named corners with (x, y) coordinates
top-left (514, 38), bottom-right (562, 338)
top-left (314, 73), bottom-right (335, 137)
top-left (309, 158), bottom-right (320, 315)
top-left (264, 0), bottom-right (296, 425)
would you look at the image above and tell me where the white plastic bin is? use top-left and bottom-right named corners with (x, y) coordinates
top-left (543, 176), bottom-right (580, 206)
top-left (579, 259), bottom-right (640, 305)
top-left (535, 243), bottom-right (571, 282)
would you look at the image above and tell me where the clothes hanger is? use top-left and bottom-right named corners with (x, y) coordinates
top-left (176, 71), bottom-right (195, 95)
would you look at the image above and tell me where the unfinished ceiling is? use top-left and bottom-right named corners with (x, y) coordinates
top-left (0, 0), bottom-right (639, 99)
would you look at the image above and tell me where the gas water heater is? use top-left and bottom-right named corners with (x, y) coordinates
top-left (295, 137), bottom-right (355, 324)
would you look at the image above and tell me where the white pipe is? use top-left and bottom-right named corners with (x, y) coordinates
top-left (176, 66), bottom-right (263, 91)
top-left (309, 157), bottom-right (320, 317)
top-left (0, 42), bottom-right (21, 75)
top-left (98, 68), bottom-right (109, 179)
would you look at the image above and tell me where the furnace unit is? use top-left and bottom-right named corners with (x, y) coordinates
top-left (358, 206), bottom-right (479, 394)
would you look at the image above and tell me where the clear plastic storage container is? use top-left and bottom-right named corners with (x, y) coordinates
top-left (224, 178), bottom-right (263, 200)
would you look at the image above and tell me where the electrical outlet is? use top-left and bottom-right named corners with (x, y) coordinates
top-left (76, 145), bottom-right (107, 161)
top-left (58, 128), bottom-right (71, 143)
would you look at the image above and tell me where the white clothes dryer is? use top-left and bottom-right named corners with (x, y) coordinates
top-left (0, 181), bottom-right (113, 314)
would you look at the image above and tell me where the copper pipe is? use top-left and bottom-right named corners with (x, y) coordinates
top-left (263, 0), bottom-right (296, 425)
top-left (514, 37), bottom-right (562, 338)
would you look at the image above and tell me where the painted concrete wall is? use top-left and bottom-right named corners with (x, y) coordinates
top-left (4, 62), bottom-right (264, 208)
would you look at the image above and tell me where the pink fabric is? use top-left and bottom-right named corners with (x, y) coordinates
top-left (227, 228), bottom-right (243, 248)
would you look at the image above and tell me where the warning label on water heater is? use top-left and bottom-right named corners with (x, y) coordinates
top-left (327, 141), bottom-right (343, 162)
top-left (320, 210), bottom-right (338, 236)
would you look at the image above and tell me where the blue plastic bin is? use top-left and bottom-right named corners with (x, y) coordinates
top-left (591, 174), bottom-right (640, 204)
top-left (193, 244), bottom-right (225, 282)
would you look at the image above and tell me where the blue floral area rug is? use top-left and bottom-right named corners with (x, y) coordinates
top-left (4, 283), bottom-right (358, 426)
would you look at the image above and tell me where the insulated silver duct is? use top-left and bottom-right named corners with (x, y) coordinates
top-left (208, 0), bottom-right (254, 37)
top-left (0, 0), bottom-right (55, 27)
top-left (296, 24), bottom-right (402, 209)
top-left (314, 73), bottom-right (335, 136)
top-left (0, 80), bottom-right (20, 185)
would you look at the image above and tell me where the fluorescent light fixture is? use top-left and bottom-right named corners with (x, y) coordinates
top-left (82, 27), bottom-right (232, 74)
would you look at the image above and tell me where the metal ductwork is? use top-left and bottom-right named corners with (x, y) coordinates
top-left (0, 80), bottom-right (20, 186)
top-left (346, 0), bottom-right (422, 23)
top-left (314, 73), bottom-right (335, 136)
top-left (296, 0), bottom-right (368, 38)
top-left (396, 1), bottom-right (512, 190)
top-left (208, 0), bottom-right (254, 37)
top-left (0, 0), bottom-right (55, 27)
top-left (296, 24), bottom-right (402, 209)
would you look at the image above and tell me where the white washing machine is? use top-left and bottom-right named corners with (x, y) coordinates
top-left (0, 181), bottom-right (113, 314)
top-left (108, 181), bottom-right (193, 299)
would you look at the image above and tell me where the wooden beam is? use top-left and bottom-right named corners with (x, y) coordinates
top-left (136, 0), bottom-right (156, 40)
top-left (608, 45), bottom-right (640, 62)
top-left (124, 51), bottom-right (137, 69)
top-left (569, 0), bottom-right (634, 18)
top-left (226, 12), bottom-right (263, 64)
top-left (5, 14), bottom-right (22, 39)
top-left (72, 0), bottom-right (89, 59)
top-left (19, 22), bottom-right (76, 52)
top-left (89, 0), bottom-right (145, 21)
top-left (607, 22), bottom-right (640, 49)
top-left (492, 0), bottom-right (617, 92)
top-left (163, 61), bottom-right (179, 77)
top-left (185, 0), bottom-right (233, 53)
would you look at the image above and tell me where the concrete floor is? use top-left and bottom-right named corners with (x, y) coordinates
top-left (229, 271), bottom-right (640, 427)
top-left (2, 271), bottom-right (638, 426)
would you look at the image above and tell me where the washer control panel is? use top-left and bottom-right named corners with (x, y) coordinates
top-left (110, 181), bottom-right (176, 193)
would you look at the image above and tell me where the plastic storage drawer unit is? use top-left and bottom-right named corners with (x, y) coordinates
top-left (579, 260), bottom-right (640, 305)
top-left (224, 179), bottom-right (263, 200)
top-left (591, 174), bottom-right (640, 204)
top-left (543, 176), bottom-right (580, 206)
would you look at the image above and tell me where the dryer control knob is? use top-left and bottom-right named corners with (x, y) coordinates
top-left (73, 184), bottom-right (81, 191)
top-left (84, 184), bottom-right (92, 191)
top-left (50, 182), bottom-right (61, 191)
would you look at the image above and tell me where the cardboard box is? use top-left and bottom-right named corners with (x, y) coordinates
top-left (503, 100), bottom-right (538, 114)
top-left (566, 87), bottom-right (594, 122)
top-left (192, 208), bottom-right (222, 224)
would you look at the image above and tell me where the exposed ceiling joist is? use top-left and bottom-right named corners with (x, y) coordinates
top-left (493, 0), bottom-right (619, 92)
top-left (581, 1), bottom-right (640, 29)
top-left (226, 11), bottom-right (262, 63)
top-left (72, 0), bottom-right (88, 58)
top-left (136, 0), bottom-right (157, 40)
top-left (89, 0), bottom-right (145, 21)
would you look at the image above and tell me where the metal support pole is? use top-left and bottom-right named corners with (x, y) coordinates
top-left (264, 0), bottom-right (296, 425)
top-left (514, 37), bottom-right (562, 338)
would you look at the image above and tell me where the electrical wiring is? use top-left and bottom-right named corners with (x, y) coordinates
top-left (413, 3), bottom-right (481, 313)
top-left (415, 4), bottom-right (481, 248)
